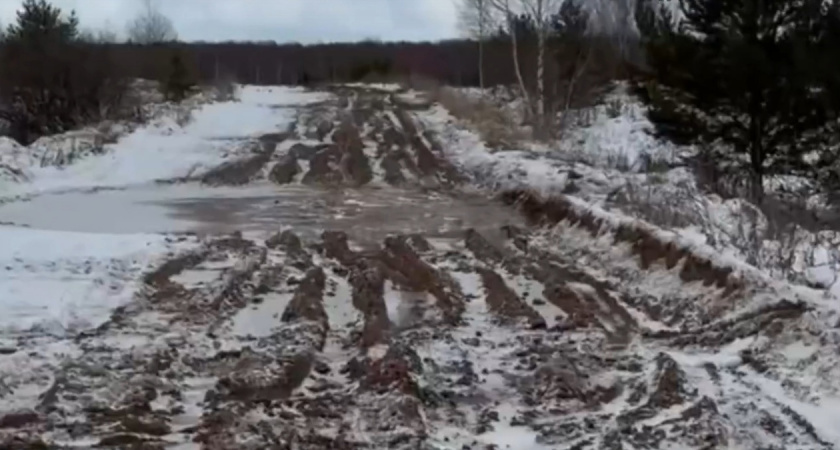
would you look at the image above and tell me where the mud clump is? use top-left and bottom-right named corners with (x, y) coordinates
top-left (206, 247), bottom-right (267, 314)
top-left (649, 353), bottom-right (693, 409)
top-left (542, 281), bottom-right (596, 329)
top-left (289, 142), bottom-right (328, 160)
top-left (0, 410), bottom-right (39, 429)
top-left (267, 229), bottom-right (311, 269)
top-left (143, 250), bottom-right (207, 286)
top-left (201, 151), bottom-right (271, 186)
top-left (478, 267), bottom-right (545, 329)
top-left (406, 234), bottom-right (433, 253)
top-left (97, 433), bottom-right (158, 447)
top-left (335, 123), bottom-right (373, 186)
top-left (349, 263), bottom-right (391, 348)
top-left (379, 235), bottom-right (464, 325)
top-left (322, 230), bottom-right (357, 266)
top-left (268, 154), bottom-right (300, 184)
top-left (464, 228), bottom-right (505, 265)
top-left (301, 144), bottom-right (344, 185)
top-left (376, 125), bottom-right (422, 186)
top-left (214, 352), bottom-right (314, 403)
top-left (321, 231), bottom-right (392, 347)
top-left (266, 229), bottom-right (304, 253)
top-left (119, 416), bottom-right (171, 436)
top-left (257, 131), bottom-right (290, 152)
top-left (302, 123), bottom-right (372, 187)
top-left (362, 344), bottom-right (423, 395)
top-left (315, 120), bottom-right (334, 141)
top-left (392, 108), bottom-right (462, 186)
top-left (282, 266), bottom-right (328, 333)
top-left (525, 357), bottom-right (588, 406)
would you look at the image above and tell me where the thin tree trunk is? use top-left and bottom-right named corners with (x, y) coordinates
top-left (536, 0), bottom-right (545, 121)
top-left (479, 0), bottom-right (485, 89)
top-left (537, 34), bottom-right (544, 116)
top-left (479, 36), bottom-right (485, 89)
top-left (748, 91), bottom-right (764, 204)
top-left (509, 16), bottom-right (532, 119)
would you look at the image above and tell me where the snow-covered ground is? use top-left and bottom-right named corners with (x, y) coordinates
top-left (0, 85), bottom-right (330, 342)
top-left (408, 84), bottom-right (840, 447)
top-left (3, 80), bottom-right (840, 448)
top-left (0, 85), bottom-right (330, 198)
top-left (0, 226), bottom-right (194, 336)
top-left (416, 84), bottom-right (840, 297)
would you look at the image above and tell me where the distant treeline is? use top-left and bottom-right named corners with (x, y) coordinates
top-left (107, 35), bottom-right (633, 89)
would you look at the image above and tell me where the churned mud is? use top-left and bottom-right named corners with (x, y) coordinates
top-left (0, 85), bottom-right (824, 450)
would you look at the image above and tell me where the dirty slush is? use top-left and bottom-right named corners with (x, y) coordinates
top-left (0, 86), bottom-right (817, 449)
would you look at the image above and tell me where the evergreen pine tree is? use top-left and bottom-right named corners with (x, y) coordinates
top-left (163, 52), bottom-right (194, 102)
top-left (0, 0), bottom-right (82, 143)
top-left (5, 0), bottom-right (78, 43)
top-left (634, 0), bottom-right (840, 203)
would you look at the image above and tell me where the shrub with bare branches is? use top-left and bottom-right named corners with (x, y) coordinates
top-left (0, 0), bottom-right (130, 145)
top-left (608, 175), bottom-right (840, 287)
top-left (126, 0), bottom-right (177, 44)
top-left (433, 87), bottom-right (527, 149)
top-left (212, 72), bottom-right (239, 102)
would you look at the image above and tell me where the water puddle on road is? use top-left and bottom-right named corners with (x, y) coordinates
top-left (0, 182), bottom-right (524, 248)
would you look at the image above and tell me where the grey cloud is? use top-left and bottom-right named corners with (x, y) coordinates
top-left (0, 0), bottom-right (457, 43)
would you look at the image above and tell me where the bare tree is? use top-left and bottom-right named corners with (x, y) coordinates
top-left (126, 0), bottom-right (177, 44)
top-left (488, 0), bottom-right (532, 118)
top-left (458, 0), bottom-right (495, 89)
top-left (588, 0), bottom-right (637, 61)
top-left (79, 25), bottom-right (120, 44)
top-left (516, 0), bottom-right (563, 131)
top-left (554, 0), bottom-right (594, 131)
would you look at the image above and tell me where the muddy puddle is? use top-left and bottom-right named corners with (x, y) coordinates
top-left (0, 182), bottom-right (523, 247)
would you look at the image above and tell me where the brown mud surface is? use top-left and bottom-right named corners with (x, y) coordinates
top-left (0, 85), bottom-right (824, 450)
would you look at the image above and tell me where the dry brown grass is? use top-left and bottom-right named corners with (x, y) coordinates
top-left (432, 87), bottom-right (528, 149)
top-left (399, 75), bottom-right (525, 149)
top-left (341, 73), bottom-right (526, 150)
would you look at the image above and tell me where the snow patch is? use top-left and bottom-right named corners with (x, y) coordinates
top-left (0, 226), bottom-right (196, 335)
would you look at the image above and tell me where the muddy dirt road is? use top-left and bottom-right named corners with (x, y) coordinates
top-left (0, 85), bottom-right (826, 450)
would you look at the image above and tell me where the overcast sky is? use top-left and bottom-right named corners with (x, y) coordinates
top-left (0, 0), bottom-right (460, 43)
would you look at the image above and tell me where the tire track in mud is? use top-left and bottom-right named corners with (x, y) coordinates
top-left (0, 226), bottom-right (641, 449)
top-left (1, 85), bottom-right (828, 450)
top-left (2, 229), bottom-right (827, 449)
top-left (197, 85), bottom-right (462, 191)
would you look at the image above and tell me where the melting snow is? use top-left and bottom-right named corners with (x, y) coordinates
top-left (230, 291), bottom-right (295, 338)
top-left (0, 85), bottom-right (331, 198)
top-left (0, 225), bottom-right (195, 335)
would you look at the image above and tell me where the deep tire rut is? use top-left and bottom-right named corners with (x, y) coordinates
top-left (0, 85), bottom-right (827, 450)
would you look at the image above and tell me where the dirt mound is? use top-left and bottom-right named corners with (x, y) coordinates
top-left (0, 225), bottom-right (826, 449)
top-left (301, 123), bottom-right (373, 187)
top-left (1, 84), bottom-right (827, 450)
top-left (502, 189), bottom-right (743, 293)
top-left (198, 85), bottom-right (464, 192)
top-left (201, 136), bottom-right (280, 186)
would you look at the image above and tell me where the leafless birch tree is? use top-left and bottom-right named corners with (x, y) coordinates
top-left (458, 0), bottom-right (494, 89)
top-left (517, 0), bottom-right (564, 130)
top-left (126, 0), bottom-right (177, 44)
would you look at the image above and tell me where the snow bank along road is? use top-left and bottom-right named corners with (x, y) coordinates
top-left (0, 84), bottom-right (837, 449)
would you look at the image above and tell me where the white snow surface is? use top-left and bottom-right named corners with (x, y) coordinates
top-left (418, 85), bottom-right (840, 300)
top-left (417, 84), bottom-right (840, 447)
top-left (3, 81), bottom-right (840, 447)
top-left (0, 85), bottom-right (331, 198)
top-left (0, 85), bottom-right (330, 340)
top-left (0, 226), bottom-right (196, 336)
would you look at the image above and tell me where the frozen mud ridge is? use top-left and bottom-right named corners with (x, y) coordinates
top-left (0, 85), bottom-right (837, 449)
